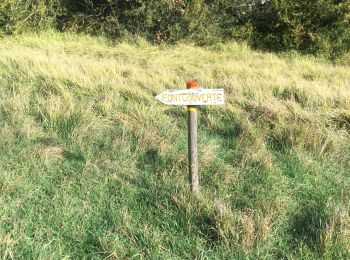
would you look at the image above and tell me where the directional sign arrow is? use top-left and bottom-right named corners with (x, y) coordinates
top-left (155, 89), bottom-right (224, 106)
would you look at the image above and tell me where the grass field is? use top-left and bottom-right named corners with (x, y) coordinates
top-left (0, 31), bottom-right (350, 258)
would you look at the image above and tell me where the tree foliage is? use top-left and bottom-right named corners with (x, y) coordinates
top-left (55, 0), bottom-right (211, 43)
top-left (0, 0), bottom-right (57, 35)
top-left (0, 0), bottom-right (349, 56)
top-left (250, 0), bottom-right (350, 56)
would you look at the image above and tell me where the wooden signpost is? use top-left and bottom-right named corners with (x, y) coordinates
top-left (156, 80), bottom-right (225, 195)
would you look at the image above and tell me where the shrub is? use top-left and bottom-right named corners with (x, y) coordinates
top-left (250, 0), bottom-right (350, 57)
top-left (56, 0), bottom-right (216, 43)
top-left (0, 0), bottom-right (349, 56)
top-left (0, 0), bottom-right (58, 35)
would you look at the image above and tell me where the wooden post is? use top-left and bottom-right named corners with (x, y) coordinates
top-left (187, 80), bottom-right (199, 195)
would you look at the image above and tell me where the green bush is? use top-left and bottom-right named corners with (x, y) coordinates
top-left (0, 0), bottom-right (349, 56)
top-left (56, 0), bottom-right (216, 43)
top-left (0, 0), bottom-right (58, 35)
top-left (250, 0), bottom-right (350, 57)
top-left (204, 0), bottom-right (254, 40)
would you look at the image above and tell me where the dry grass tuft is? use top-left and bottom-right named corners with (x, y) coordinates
top-left (38, 145), bottom-right (65, 162)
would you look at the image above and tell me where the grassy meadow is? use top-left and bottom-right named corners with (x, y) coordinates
top-left (0, 32), bottom-right (350, 258)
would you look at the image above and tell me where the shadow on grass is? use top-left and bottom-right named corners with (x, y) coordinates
top-left (129, 172), bottom-right (222, 246)
top-left (63, 150), bottom-right (85, 163)
top-left (276, 151), bottom-right (336, 254)
top-left (288, 198), bottom-right (328, 251)
top-left (200, 109), bottom-right (242, 141)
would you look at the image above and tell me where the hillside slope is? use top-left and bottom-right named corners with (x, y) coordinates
top-left (0, 32), bottom-right (349, 258)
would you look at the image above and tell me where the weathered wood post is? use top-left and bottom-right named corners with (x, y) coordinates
top-left (186, 80), bottom-right (199, 195)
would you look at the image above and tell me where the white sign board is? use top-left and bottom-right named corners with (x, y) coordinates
top-left (156, 89), bottom-right (224, 106)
